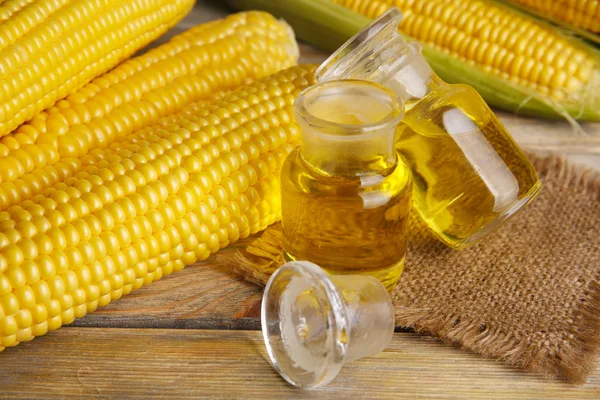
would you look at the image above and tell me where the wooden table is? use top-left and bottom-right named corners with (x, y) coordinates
top-left (1, 2), bottom-right (599, 398)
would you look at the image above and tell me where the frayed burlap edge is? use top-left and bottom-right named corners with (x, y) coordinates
top-left (527, 155), bottom-right (600, 382)
top-left (219, 153), bottom-right (600, 383)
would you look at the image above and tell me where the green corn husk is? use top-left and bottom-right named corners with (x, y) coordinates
top-left (227, 0), bottom-right (600, 121)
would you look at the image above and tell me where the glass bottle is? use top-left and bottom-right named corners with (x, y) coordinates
top-left (281, 80), bottom-right (412, 290)
top-left (315, 8), bottom-right (541, 249)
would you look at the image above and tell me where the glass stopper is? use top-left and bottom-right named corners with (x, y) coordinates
top-left (261, 261), bottom-right (395, 388)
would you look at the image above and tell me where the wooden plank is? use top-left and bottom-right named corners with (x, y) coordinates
top-left (70, 239), bottom-right (263, 330)
top-left (68, 240), bottom-right (413, 331)
top-left (1, 328), bottom-right (598, 399)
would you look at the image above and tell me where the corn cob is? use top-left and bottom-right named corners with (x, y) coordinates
top-left (333, 0), bottom-right (598, 101)
top-left (0, 11), bottom-right (299, 213)
top-left (228, 0), bottom-right (600, 121)
top-left (0, 0), bottom-right (196, 137)
top-left (0, 64), bottom-right (317, 350)
top-left (504, 0), bottom-right (600, 34)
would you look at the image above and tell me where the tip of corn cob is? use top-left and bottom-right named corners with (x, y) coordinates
top-left (278, 18), bottom-right (301, 63)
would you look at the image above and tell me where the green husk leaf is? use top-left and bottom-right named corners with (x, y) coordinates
top-left (226, 0), bottom-right (600, 121)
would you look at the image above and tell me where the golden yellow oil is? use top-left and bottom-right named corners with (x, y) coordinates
top-left (280, 150), bottom-right (412, 290)
top-left (397, 84), bottom-right (541, 248)
top-left (305, 91), bottom-right (392, 125)
top-left (282, 83), bottom-right (412, 291)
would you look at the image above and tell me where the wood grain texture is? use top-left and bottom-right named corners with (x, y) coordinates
top-left (1, 328), bottom-right (599, 399)
top-left (70, 239), bottom-right (263, 330)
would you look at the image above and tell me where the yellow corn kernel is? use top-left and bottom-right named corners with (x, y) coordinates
top-left (0, 11), bottom-right (299, 211)
top-left (0, 0), bottom-right (196, 137)
top-left (0, 64), bottom-right (317, 351)
top-left (508, 0), bottom-right (599, 33)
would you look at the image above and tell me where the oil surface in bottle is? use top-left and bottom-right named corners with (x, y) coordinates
top-left (397, 84), bottom-right (541, 248)
top-left (282, 86), bottom-right (412, 290)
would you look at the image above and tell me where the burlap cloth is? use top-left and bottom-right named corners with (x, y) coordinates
top-left (220, 153), bottom-right (600, 383)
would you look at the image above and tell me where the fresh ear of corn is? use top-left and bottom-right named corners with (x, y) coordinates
top-left (0, 11), bottom-right (299, 213)
top-left (502, 0), bottom-right (600, 40)
top-left (0, 0), bottom-right (196, 137)
top-left (227, 0), bottom-right (600, 121)
top-left (0, 64), bottom-right (316, 351)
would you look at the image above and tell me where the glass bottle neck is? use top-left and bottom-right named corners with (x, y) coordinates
top-left (293, 80), bottom-right (403, 178)
top-left (401, 74), bottom-right (445, 110)
top-left (314, 6), bottom-right (445, 109)
top-left (300, 127), bottom-right (398, 177)
top-left (377, 41), bottom-right (446, 108)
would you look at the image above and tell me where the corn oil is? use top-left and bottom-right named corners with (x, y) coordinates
top-left (281, 80), bottom-right (412, 290)
top-left (398, 82), bottom-right (541, 247)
